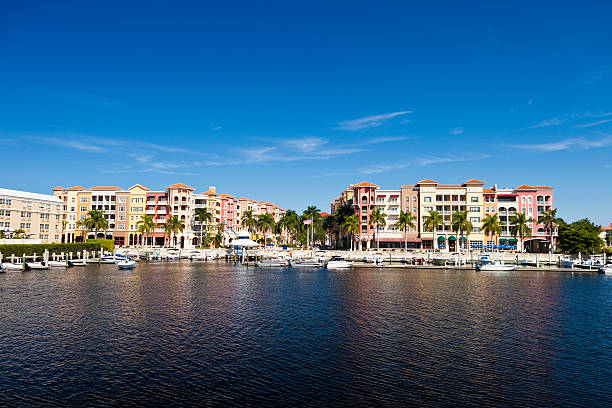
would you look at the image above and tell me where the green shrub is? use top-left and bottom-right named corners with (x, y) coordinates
top-left (0, 243), bottom-right (102, 258)
top-left (86, 239), bottom-right (114, 252)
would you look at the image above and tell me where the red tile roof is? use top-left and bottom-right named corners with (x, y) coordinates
top-left (484, 189), bottom-right (496, 193)
top-left (90, 186), bottom-right (122, 190)
top-left (320, 212), bottom-right (330, 217)
top-left (167, 183), bottom-right (194, 190)
top-left (219, 193), bottom-right (235, 199)
top-left (416, 179), bottom-right (437, 184)
top-left (463, 179), bottom-right (485, 184)
top-left (52, 186), bottom-right (65, 191)
top-left (350, 181), bottom-right (379, 188)
top-left (516, 184), bottom-right (553, 190)
top-left (67, 186), bottom-right (87, 191)
top-left (401, 185), bottom-right (415, 188)
top-left (602, 223), bottom-right (612, 231)
top-left (437, 184), bottom-right (462, 188)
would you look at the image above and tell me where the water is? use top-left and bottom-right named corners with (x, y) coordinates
top-left (0, 262), bottom-right (610, 407)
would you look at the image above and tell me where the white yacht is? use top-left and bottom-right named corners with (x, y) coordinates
top-left (326, 256), bottom-right (353, 269)
top-left (118, 258), bottom-right (137, 269)
top-left (476, 256), bottom-right (516, 271)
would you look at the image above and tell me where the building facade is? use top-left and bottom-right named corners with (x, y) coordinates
top-left (330, 180), bottom-right (556, 252)
top-left (0, 188), bottom-right (64, 243)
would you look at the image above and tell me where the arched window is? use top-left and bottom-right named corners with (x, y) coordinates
top-left (362, 195), bottom-right (368, 203)
top-left (528, 196), bottom-right (532, 205)
top-left (499, 207), bottom-right (507, 212)
top-left (521, 197), bottom-right (526, 205)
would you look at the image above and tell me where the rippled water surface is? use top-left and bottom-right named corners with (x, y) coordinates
top-left (0, 262), bottom-right (611, 406)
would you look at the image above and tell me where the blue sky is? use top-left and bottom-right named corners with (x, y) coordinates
top-left (0, 1), bottom-right (610, 224)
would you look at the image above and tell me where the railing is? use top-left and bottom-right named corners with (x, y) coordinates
top-left (146, 210), bottom-right (156, 214)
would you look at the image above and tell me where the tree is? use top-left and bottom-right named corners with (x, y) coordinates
top-left (333, 202), bottom-right (354, 249)
top-left (451, 211), bottom-right (472, 252)
top-left (213, 231), bottom-right (223, 248)
top-left (75, 219), bottom-right (88, 243)
top-left (137, 215), bottom-right (156, 247)
top-left (257, 213), bottom-right (276, 248)
top-left (278, 210), bottom-right (300, 244)
top-left (241, 210), bottom-right (257, 233)
top-left (557, 218), bottom-right (604, 254)
top-left (322, 214), bottom-right (336, 247)
top-left (394, 210), bottom-right (416, 254)
top-left (510, 212), bottom-right (534, 252)
top-left (538, 208), bottom-right (563, 253)
top-left (164, 215), bottom-right (184, 248)
top-left (12, 228), bottom-right (26, 239)
top-left (194, 208), bottom-right (213, 247)
top-left (482, 214), bottom-right (502, 252)
top-left (423, 211), bottom-right (444, 250)
top-left (342, 214), bottom-right (360, 251)
top-left (303, 206), bottom-right (321, 248)
top-left (83, 209), bottom-right (109, 241)
top-left (369, 208), bottom-right (387, 250)
top-left (61, 219), bottom-right (68, 242)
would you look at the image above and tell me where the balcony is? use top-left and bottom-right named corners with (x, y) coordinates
top-left (146, 210), bottom-right (156, 215)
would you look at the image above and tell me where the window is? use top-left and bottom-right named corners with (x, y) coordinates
top-left (118, 225), bottom-right (125, 230)
top-left (490, 207), bottom-right (495, 213)
top-left (119, 215), bottom-right (125, 221)
top-left (0, 199), bottom-right (4, 204)
top-left (470, 217), bottom-right (480, 223)
top-left (472, 227), bottom-right (481, 233)
top-left (436, 195), bottom-right (442, 202)
top-left (80, 206), bottom-right (87, 212)
top-left (413, 197), bottom-right (417, 203)
top-left (71, 198), bottom-right (76, 203)
top-left (424, 197), bottom-right (432, 203)
top-left (471, 196), bottom-right (479, 202)
top-left (425, 206), bottom-right (433, 212)
top-left (521, 197), bottom-right (526, 205)
top-left (119, 206), bottom-right (126, 212)
top-left (80, 197), bottom-right (88, 203)
top-left (119, 197), bottom-right (127, 203)
top-left (469, 206), bottom-right (480, 213)
top-left (361, 206), bottom-right (367, 212)
top-left (528, 196), bottom-right (533, 205)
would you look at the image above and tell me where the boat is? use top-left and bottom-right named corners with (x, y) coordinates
top-left (476, 256), bottom-right (516, 271)
top-left (599, 266), bottom-right (612, 274)
top-left (257, 258), bottom-right (290, 267)
top-left (118, 258), bottom-right (137, 269)
top-left (292, 259), bottom-right (325, 267)
top-left (68, 260), bottom-right (87, 266)
top-left (326, 256), bottom-right (353, 269)
top-left (46, 260), bottom-right (68, 268)
top-left (26, 262), bottom-right (50, 270)
top-left (560, 256), bottom-right (576, 268)
top-left (0, 264), bottom-right (5, 273)
top-left (101, 254), bottom-right (127, 263)
top-left (1, 263), bottom-right (26, 271)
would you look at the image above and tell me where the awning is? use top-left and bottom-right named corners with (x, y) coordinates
top-left (459, 236), bottom-right (467, 241)
top-left (509, 239), bottom-right (518, 242)
top-left (448, 236), bottom-right (456, 241)
top-left (437, 236), bottom-right (445, 241)
top-left (499, 239), bottom-right (508, 243)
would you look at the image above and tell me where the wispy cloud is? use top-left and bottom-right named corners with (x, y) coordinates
top-left (358, 136), bottom-right (411, 145)
top-left (525, 117), bottom-right (566, 129)
top-left (579, 66), bottom-right (612, 85)
top-left (359, 154), bottom-right (491, 174)
top-left (82, 98), bottom-right (121, 108)
top-left (575, 118), bottom-right (612, 128)
top-left (449, 127), bottom-right (464, 135)
top-left (336, 110), bottom-right (412, 131)
top-left (32, 136), bottom-right (111, 152)
top-left (511, 135), bottom-right (612, 152)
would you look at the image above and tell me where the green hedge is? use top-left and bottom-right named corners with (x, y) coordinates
top-left (86, 239), bottom-right (114, 252)
top-left (0, 243), bottom-right (101, 257)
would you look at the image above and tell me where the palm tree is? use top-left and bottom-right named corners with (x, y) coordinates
top-left (76, 219), bottom-right (88, 242)
top-left (257, 213), bottom-right (276, 247)
top-left (369, 208), bottom-right (387, 250)
top-left (451, 211), bottom-right (472, 252)
top-left (137, 215), bottom-right (156, 247)
top-left (164, 215), bottom-right (184, 248)
top-left (341, 214), bottom-right (360, 251)
top-left (538, 208), bottom-right (562, 254)
top-left (194, 208), bottom-right (213, 247)
top-left (241, 210), bottom-right (257, 234)
top-left (322, 214), bottom-right (336, 247)
top-left (84, 209), bottom-right (109, 240)
top-left (303, 206), bottom-right (320, 248)
top-left (510, 212), bottom-right (534, 253)
top-left (12, 228), bottom-right (26, 239)
top-left (61, 219), bottom-right (68, 242)
top-left (213, 231), bottom-right (223, 248)
top-left (394, 210), bottom-right (416, 254)
top-left (423, 210), bottom-right (444, 251)
top-left (482, 214), bottom-right (502, 252)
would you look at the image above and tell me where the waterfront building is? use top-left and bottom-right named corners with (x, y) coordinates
top-left (601, 223), bottom-right (612, 246)
top-left (331, 180), bottom-right (556, 252)
top-left (0, 188), bottom-right (64, 243)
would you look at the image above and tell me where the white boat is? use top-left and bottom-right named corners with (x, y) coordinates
top-left (599, 266), bottom-right (612, 274)
top-left (68, 260), bottom-right (87, 266)
top-left (257, 258), bottom-right (290, 267)
top-left (2, 263), bottom-right (25, 271)
top-left (164, 251), bottom-right (180, 260)
top-left (326, 256), bottom-right (353, 269)
top-left (476, 256), bottom-right (516, 271)
top-left (118, 259), bottom-right (137, 269)
top-left (101, 254), bottom-right (127, 263)
top-left (46, 260), bottom-right (67, 268)
top-left (27, 262), bottom-right (50, 270)
top-left (560, 256), bottom-right (576, 268)
top-left (292, 259), bottom-right (325, 267)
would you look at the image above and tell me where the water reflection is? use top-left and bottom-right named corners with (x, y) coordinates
top-left (0, 263), bottom-right (610, 406)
